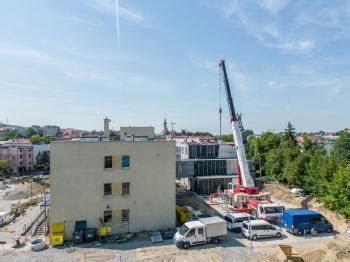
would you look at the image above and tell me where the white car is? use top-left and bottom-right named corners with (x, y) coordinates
top-left (224, 213), bottom-right (256, 232)
top-left (30, 239), bottom-right (46, 251)
top-left (241, 220), bottom-right (282, 240)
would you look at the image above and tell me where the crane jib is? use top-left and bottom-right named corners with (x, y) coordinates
top-left (220, 58), bottom-right (256, 189)
top-left (219, 60), bottom-right (237, 120)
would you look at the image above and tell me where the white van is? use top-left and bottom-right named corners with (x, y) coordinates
top-left (241, 220), bottom-right (282, 240)
top-left (224, 213), bottom-right (256, 232)
top-left (0, 211), bottom-right (14, 227)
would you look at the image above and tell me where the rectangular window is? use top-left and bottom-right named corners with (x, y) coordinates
top-left (19, 161), bottom-right (22, 166)
top-left (122, 155), bottom-right (130, 169)
top-left (29, 154), bottom-right (31, 158)
top-left (104, 183), bottom-right (112, 196)
top-left (104, 211), bottom-right (112, 223)
top-left (122, 209), bottom-right (129, 222)
top-left (104, 156), bottom-right (113, 169)
top-left (20, 155), bottom-right (22, 159)
top-left (122, 182), bottom-right (130, 195)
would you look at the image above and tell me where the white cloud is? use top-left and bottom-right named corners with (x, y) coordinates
top-left (211, 1), bottom-right (317, 53)
top-left (85, 0), bottom-right (144, 22)
top-left (258, 0), bottom-right (291, 14)
top-left (64, 16), bottom-right (104, 26)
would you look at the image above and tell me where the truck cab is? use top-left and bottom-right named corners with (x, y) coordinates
top-left (174, 216), bottom-right (227, 249)
top-left (248, 199), bottom-right (284, 223)
top-left (174, 221), bottom-right (207, 249)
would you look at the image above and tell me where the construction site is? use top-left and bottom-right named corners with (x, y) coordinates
top-left (0, 59), bottom-right (349, 262)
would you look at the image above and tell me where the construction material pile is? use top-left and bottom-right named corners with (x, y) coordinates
top-left (300, 235), bottom-right (350, 262)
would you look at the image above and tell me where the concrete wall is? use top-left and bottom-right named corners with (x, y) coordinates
top-left (50, 140), bottom-right (176, 240)
top-left (120, 127), bottom-right (155, 141)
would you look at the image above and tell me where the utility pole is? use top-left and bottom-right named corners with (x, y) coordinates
top-left (258, 153), bottom-right (262, 178)
top-left (170, 122), bottom-right (176, 132)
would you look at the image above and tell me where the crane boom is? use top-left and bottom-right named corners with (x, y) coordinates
top-left (219, 59), bottom-right (255, 189)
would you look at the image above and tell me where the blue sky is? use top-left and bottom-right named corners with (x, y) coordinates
top-left (0, 0), bottom-right (349, 134)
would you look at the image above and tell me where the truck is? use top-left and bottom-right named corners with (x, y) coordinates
top-left (174, 216), bottom-right (227, 249)
top-left (11, 200), bottom-right (30, 216)
top-left (0, 211), bottom-right (14, 227)
top-left (248, 198), bottom-right (285, 223)
top-left (282, 209), bottom-right (333, 235)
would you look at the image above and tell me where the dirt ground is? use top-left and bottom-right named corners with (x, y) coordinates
top-left (263, 183), bottom-right (349, 232)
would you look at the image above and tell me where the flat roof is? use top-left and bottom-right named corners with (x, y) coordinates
top-left (225, 212), bottom-right (251, 218)
top-left (199, 216), bottom-right (225, 224)
top-left (284, 209), bottom-right (319, 215)
top-left (52, 140), bottom-right (174, 144)
top-left (245, 219), bottom-right (270, 225)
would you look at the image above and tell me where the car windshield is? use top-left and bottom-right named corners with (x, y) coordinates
top-left (178, 224), bottom-right (189, 236)
top-left (263, 206), bottom-right (284, 214)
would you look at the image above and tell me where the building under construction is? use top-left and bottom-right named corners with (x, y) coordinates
top-left (175, 137), bottom-right (254, 194)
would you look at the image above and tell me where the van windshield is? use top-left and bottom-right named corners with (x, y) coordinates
top-left (178, 224), bottom-right (189, 236)
top-left (242, 223), bottom-right (249, 230)
top-left (263, 206), bottom-right (283, 214)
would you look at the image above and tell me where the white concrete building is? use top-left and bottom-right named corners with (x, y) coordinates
top-left (50, 140), bottom-right (176, 239)
top-left (32, 144), bottom-right (50, 164)
top-left (120, 127), bottom-right (155, 141)
top-left (43, 125), bottom-right (60, 137)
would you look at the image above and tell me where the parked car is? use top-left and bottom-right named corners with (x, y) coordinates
top-left (174, 216), bottom-right (227, 249)
top-left (283, 209), bottom-right (333, 235)
top-left (30, 239), bottom-right (46, 251)
top-left (224, 212), bottom-right (256, 232)
top-left (241, 220), bottom-right (282, 240)
top-left (0, 211), bottom-right (14, 227)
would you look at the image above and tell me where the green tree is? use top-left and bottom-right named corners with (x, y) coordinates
top-left (332, 131), bottom-right (350, 164)
top-left (322, 165), bottom-right (350, 218)
top-left (0, 160), bottom-right (9, 178)
top-left (25, 127), bottom-right (38, 138)
top-left (221, 134), bottom-right (233, 142)
top-left (265, 148), bottom-right (284, 180)
top-left (283, 122), bottom-right (297, 147)
top-left (36, 151), bottom-right (50, 170)
top-left (30, 135), bottom-right (42, 144)
top-left (283, 154), bottom-right (309, 187)
top-left (42, 136), bottom-right (54, 144)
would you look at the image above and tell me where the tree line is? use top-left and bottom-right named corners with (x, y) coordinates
top-left (0, 127), bottom-right (53, 144)
top-left (248, 122), bottom-right (350, 218)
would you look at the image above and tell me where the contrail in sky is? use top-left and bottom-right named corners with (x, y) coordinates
top-left (115, 0), bottom-right (120, 47)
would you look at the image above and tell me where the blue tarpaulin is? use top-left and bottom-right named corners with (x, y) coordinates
top-left (40, 197), bottom-right (50, 206)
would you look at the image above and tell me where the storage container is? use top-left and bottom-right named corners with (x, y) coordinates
top-left (51, 233), bottom-right (64, 246)
top-left (84, 228), bottom-right (97, 242)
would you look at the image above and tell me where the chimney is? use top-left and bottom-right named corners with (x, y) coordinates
top-left (104, 117), bottom-right (111, 136)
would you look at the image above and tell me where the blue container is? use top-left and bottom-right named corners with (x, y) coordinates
top-left (282, 209), bottom-right (333, 235)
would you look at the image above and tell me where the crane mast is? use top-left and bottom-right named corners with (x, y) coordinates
top-left (219, 59), bottom-right (257, 192)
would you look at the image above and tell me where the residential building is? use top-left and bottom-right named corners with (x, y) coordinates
top-left (0, 139), bottom-right (33, 173)
top-left (120, 127), bottom-right (155, 141)
top-left (50, 140), bottom-right (176, 240)
top-left (43, 125), bottom-right (60, 137)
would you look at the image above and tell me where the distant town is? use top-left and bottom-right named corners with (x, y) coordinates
top-left (0, 118), bottom-right (348, 177)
